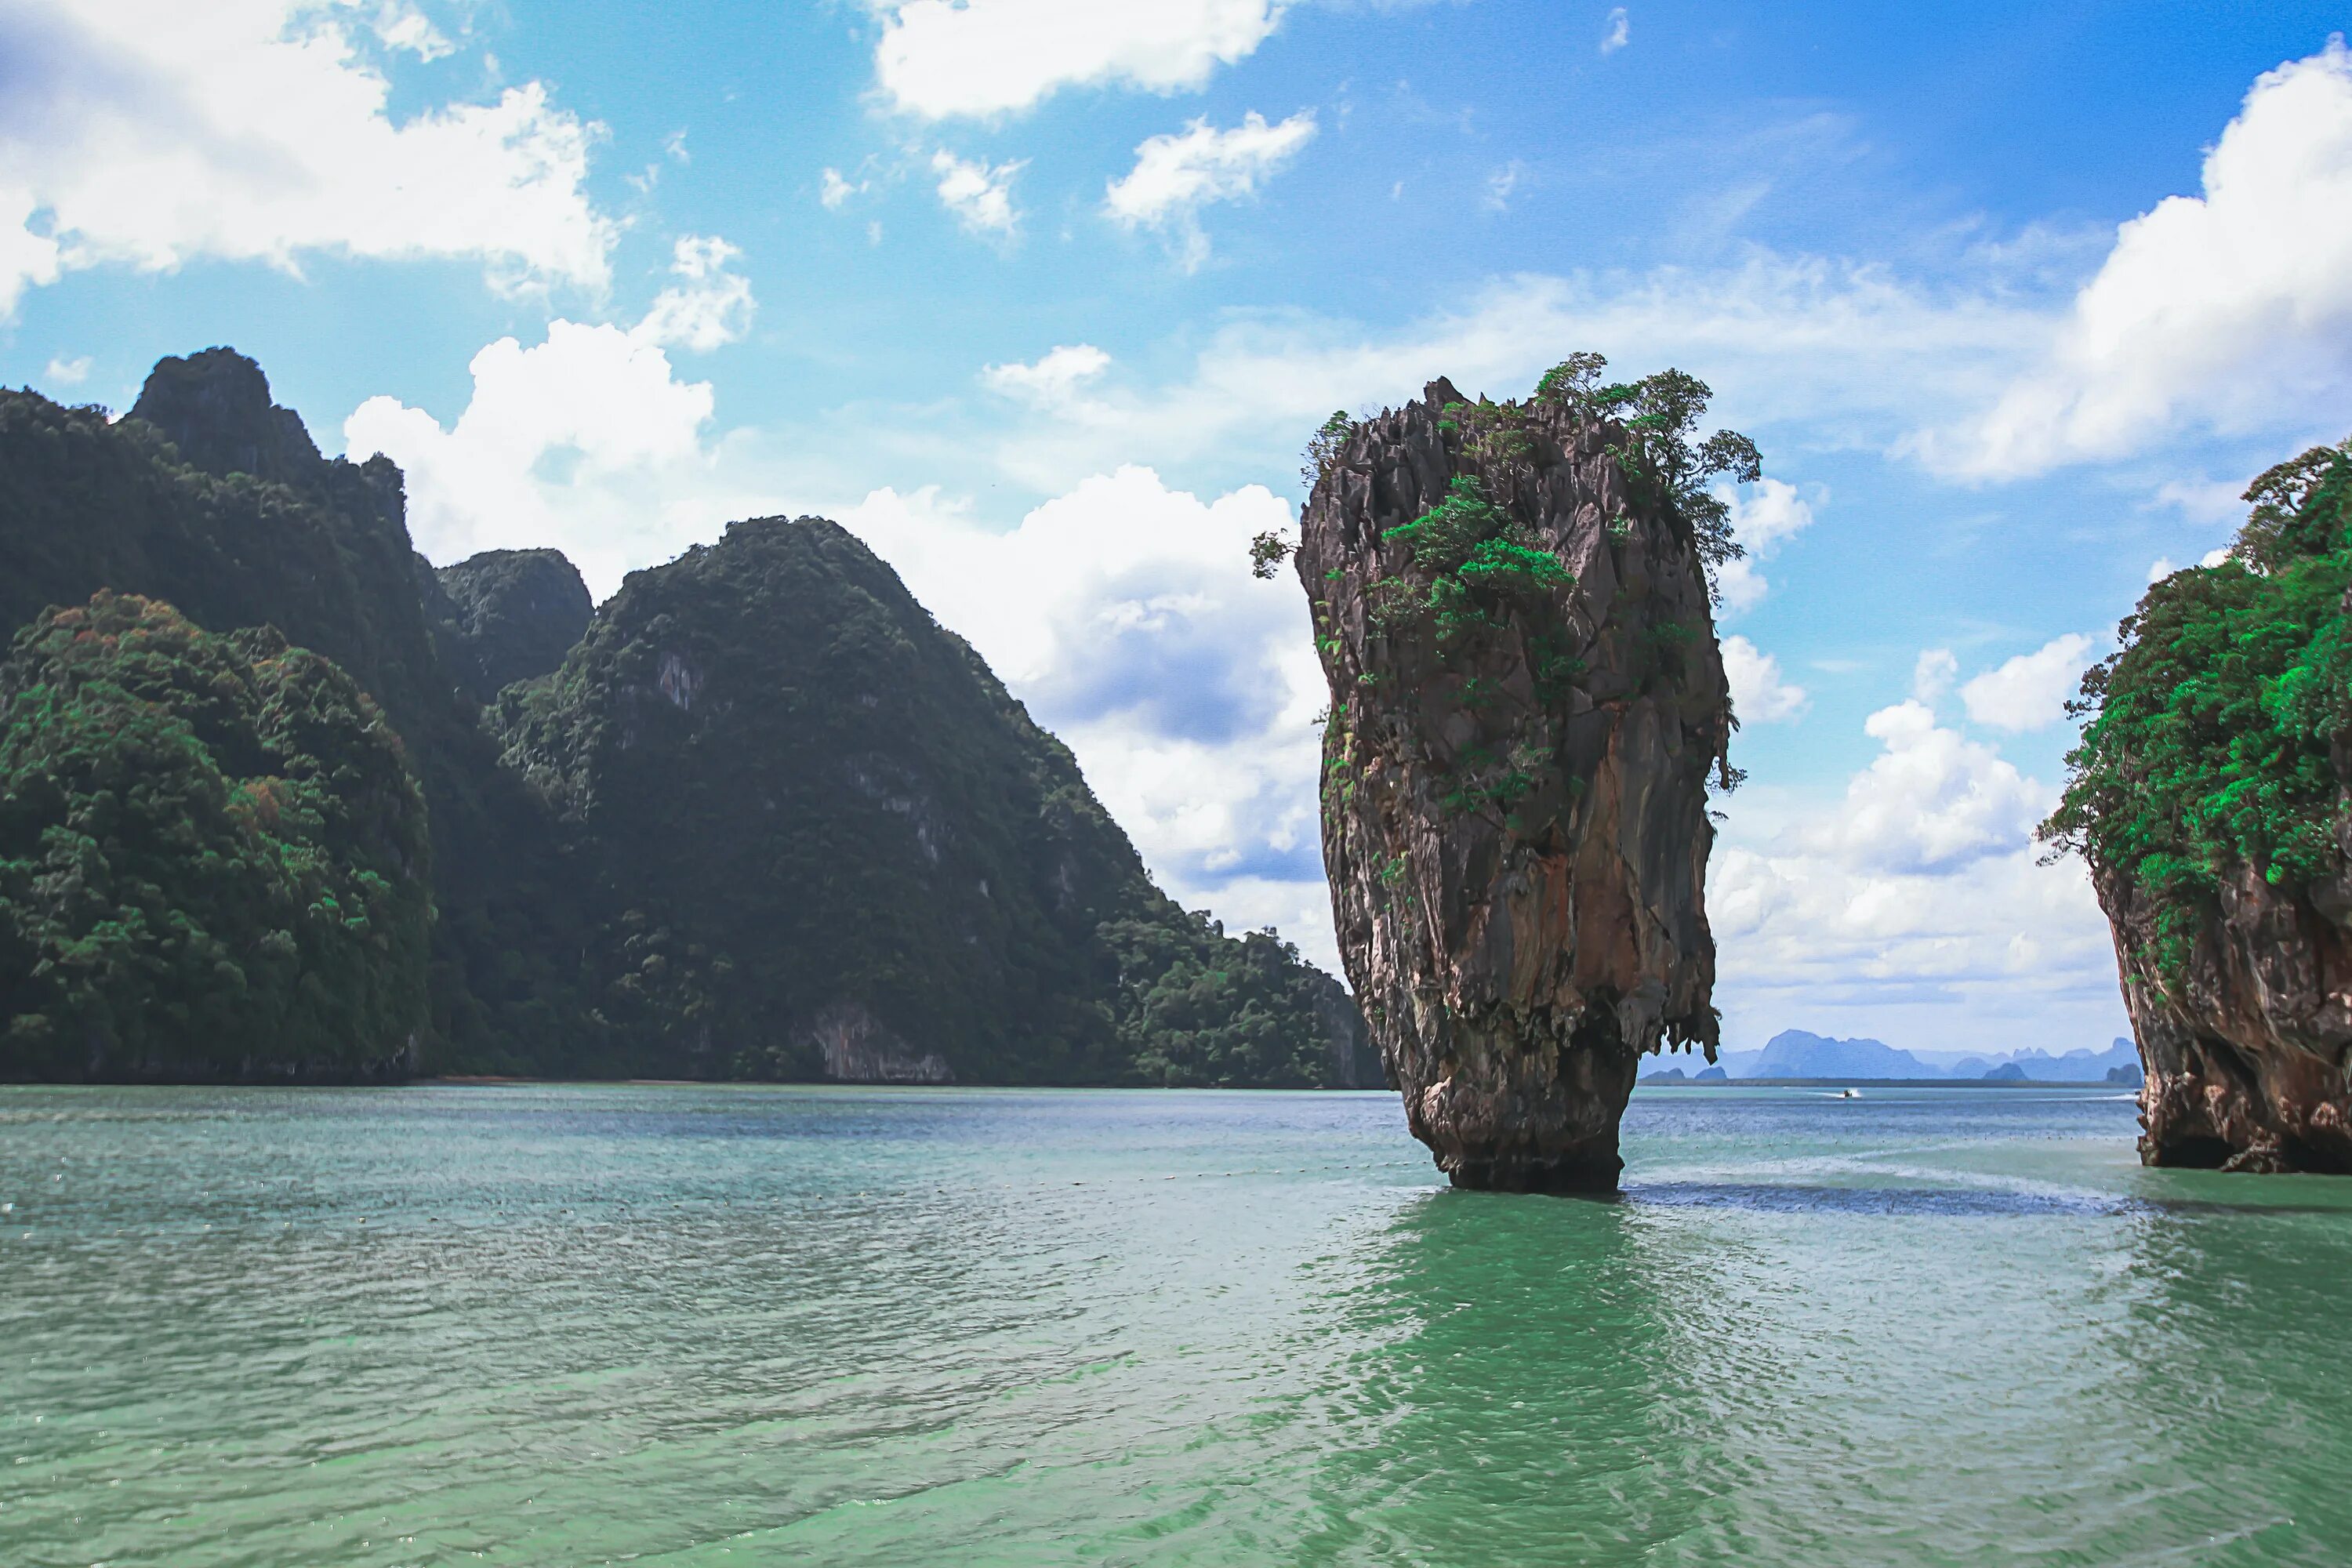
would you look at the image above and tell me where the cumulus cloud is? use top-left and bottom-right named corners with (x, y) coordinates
top-left (1601, 7), bottom-right (1630, 55)
top-left (931, 150), bottom-right (1023, 236)
top-left (1708, 701), bottom-right (2117, 1052)
top-left (1958, 633), bottom-right (2096, 732)
top-left (348, 330), bottom-right (1334, 957)
top-left (1804, 701), bottom-right (2048, 873)
top-left (1944, 40), bottom-right (2352, 477)
top-left (841, 470), bottom-right (1333, 963)
top-left (870, 0), bottom-right (1287, 118)
top-left (346, 322), bottom-right (757, 593)
top-left (1105, 111), bottom-right (1317, 270)
top-left (0, 0), bottom-right (615, 316)
top-left (1722, 635), bottom-right (1809, 724)
top-left (42, 354), bottom-right (90, 387)
top-left (633, 235), bottom-right (757, 352)
top-left (982, 344), bottom-right (1112, 407)
top-left (1710, 477), bottom-right (1818, 615)
top-left (819, 168), bottom-right (862, 210)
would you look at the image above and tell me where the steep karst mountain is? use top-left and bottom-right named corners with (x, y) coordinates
top-left (0, 348), bottom-right (1372, 1086)
top-left (1294, 361), bottom-right (1742, 1189)
top-left (492, 514), bottom-right (1377, 1086)
top-left (0, 349), bottom-right (591, 1070)
top-left (2044, 434), bottom-right (2352, 1173)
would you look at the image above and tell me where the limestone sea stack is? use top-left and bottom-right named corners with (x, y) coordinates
top-left (2044, 434), bottom-right (2352, 1173)
top-left (1294, 368), bottom-right (1738, 1190)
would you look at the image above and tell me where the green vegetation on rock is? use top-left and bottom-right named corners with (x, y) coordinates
top-left (2042, 434), bottom-right (2352, 988)
top-left (0, 593), bottom-right (430, 1079)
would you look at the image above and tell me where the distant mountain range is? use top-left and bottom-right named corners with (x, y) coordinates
top-left (1645, 1029), bottom-right (2143, 1083)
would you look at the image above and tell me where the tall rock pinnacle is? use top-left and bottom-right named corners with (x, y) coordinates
top-left (1294, 367), bottom-right (1737, 1190)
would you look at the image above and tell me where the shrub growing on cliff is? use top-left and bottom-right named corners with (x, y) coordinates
top-left (2041, 434), bottom-right (2352, 988)
top-left (1374, 475), bottom-right (1573, 652)
top-left (1537, 356), bottom-right (1760, 583)
top-left (0, 593), bottom-right (431, 1077)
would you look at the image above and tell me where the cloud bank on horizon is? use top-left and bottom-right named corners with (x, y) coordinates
top-left (5, 0), bottom-right (2349, 1054)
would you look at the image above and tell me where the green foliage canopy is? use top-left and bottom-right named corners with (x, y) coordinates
top-left (0, 593), bottom-right (431, 1078)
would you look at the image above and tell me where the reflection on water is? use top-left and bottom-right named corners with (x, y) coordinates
top-left (1, 1084), bottom-right (2347, 1566)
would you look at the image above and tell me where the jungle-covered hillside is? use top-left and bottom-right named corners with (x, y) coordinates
top-left (0, 350), bottom-right (1374, 1087)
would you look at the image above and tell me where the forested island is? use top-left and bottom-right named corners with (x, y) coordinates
top-left (2044, 433), bottom-right (2352, 1172)
top-left (0, 350), bottom-right (1377, 1088)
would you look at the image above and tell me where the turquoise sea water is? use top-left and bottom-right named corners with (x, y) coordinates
top-left (3, 1083), bottom-right (2349, 1566)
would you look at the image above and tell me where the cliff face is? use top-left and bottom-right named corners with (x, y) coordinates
top-left (2047, 435), bottom-right (2352, 1174)
top-left (2098, 858), bottom-right (2352, 1171)
top-left (1297, 376), bottom-right (1728, 1189)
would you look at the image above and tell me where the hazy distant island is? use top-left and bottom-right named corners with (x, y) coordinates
top-left (1641, 1029), bottom-right (2145, 1085)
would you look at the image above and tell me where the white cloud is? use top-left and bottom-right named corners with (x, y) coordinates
top-left (2147, 546), bottom-right (2243, 581)
top-left (365, 0), bottom-right (451, 61)
top-left (633, 234), bottom-right (756, 353)
top-left (931, 150), bottom-right (1023, 236)
top-left (820, 168), bottom-right (859, 210)
top-left (982, 344), bottom-right (1112, 407)
top-left (840, 469), bottom-right (1333, 965)
top-left (350, 325), bottom-right (1335, 960)
top-left (1722, 635), bottom-right (1809, 724)
top-left (1708, 702), bottom-right (2118, 1054)
top-left (1912, 647), bottom-right (1958, 702)
top-left (1601, 7), bottom-right (1630, 55)
top-left (1483, 161), bottom-right (1523, 212)
top-left (1105, 111), bottom-right (1317, 270)
top-left (1808, 701), bottom-right (2048, 873)
top-left (345, 322), bottom-right (753, 593)
top-left (42, 354), bottom-right (90, 386)
top-left (1958, 633), bottom-right (2096, 732)
top-left (1711, 476), bottom-right (1817, 615)
top-left (2152, 475), bottom-right (2248, 525)
top-left (975, 260), bottom-right (2045, 495)
top-left (870, 0), bottom-right (1288, 119)
top-left (1946, 40), bottom-right (2352, 477)
top-left (0, 0), bottom-right (615, 317)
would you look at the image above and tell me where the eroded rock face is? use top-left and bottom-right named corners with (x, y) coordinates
top-left (1298, 379), bottom-right (1726, 1190)
top-left (2099, 854), bottom-right (2352, 1174)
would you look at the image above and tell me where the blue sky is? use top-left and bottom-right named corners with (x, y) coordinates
top-left (7, 0), bottom-right (2352, 1054)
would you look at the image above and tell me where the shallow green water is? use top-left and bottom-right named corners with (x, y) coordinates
top-left (2, 1083), bottom-right (2348, 1566)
